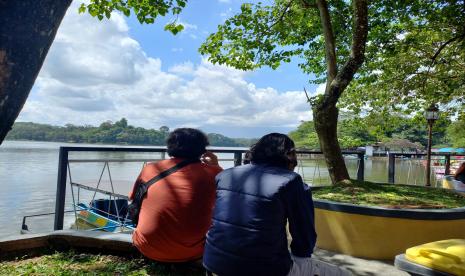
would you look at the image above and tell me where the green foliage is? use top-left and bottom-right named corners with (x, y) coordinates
top-left (289, 121), bottom-right (320, 149)
top-left (207, 133), bottom-right (243, 147)
top-left (0, 251), bottom-right (203, 275)
top-left (290, 112), bottom-right (451, 150)
top-left (5, 119), bottom-right (254, 147)
top-left (338, 117), bottom-right (376, 148)
top-left (79, 0), bottom-right (187, 34)
top-left (199, 1), bottom-right (334, 81)
top-left (164, 22), bottom-right (185, 35)
top-left (312, 180), bottom-right (465, 208)
top-left (342, 1), bottom-right (465, 115)
top-left (200, 0), bottom-right (464, 115)
top-left (447, 115), bottom-right (465, 148)
top-left (159, 125), bottom-right (170, 133)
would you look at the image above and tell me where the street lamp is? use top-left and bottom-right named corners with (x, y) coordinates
top-left (425, 104), bottom-right (439, 186)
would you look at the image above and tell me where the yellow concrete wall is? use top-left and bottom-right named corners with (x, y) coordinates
top-left (315, 208), bottom-right (465, 260)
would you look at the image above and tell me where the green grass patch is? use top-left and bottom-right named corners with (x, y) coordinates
top-left (0, 251), bottom-right (203, 276)
top-left (312, 180), bottom-right (465, 209)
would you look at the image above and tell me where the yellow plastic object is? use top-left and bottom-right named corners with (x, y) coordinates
top-left (405, 239), bottom-right (465, 276)
top-left (443, 178), bottom-right (455, 189)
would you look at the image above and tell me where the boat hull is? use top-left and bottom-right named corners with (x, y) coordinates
top-left (76, 202), bottom-right (134, 233)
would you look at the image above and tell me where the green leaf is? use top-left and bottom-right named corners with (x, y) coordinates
top-left (79, 0), bottom-right (188, 36)
top-left (78, 4), bottom-right (86, 14)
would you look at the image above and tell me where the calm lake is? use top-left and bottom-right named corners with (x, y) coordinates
top-left (0, 140), bottom-right (433, 237)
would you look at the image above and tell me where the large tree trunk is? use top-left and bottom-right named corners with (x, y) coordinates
top-left (314, 104), bottom-right (350, 183)
top-left (314, 0), bottom-right (368, 184)
top-left (0, 0), bottom-right (72, 144)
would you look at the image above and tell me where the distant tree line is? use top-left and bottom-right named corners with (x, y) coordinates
top-left (6, 118), bottom-right (256, 147)
top-left (289, 112), bottom-right (463, 150)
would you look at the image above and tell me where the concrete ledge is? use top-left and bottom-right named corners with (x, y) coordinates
top-left (1, 230), bottom-right (408, 275)
top-left (0, 230), bottom-right (137, 259)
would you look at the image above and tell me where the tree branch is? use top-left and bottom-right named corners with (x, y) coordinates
top-left (303, 87), bottom-right (311, 103)
top-left (269, 0), bottom-right (294, 29)
top-left (301, 0), bottom-right (317, 9)
top-left (321, 0), bottom-right (368, 108)
top-left (431, 32), bottom-right (465, 62)
top-left (420, 32), bottom-right (465, 103)
top-left (316, 0), bottom-right (337, 88)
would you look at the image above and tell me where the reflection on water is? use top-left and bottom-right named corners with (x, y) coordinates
top-left (0, 141), bottom-right (435, 236)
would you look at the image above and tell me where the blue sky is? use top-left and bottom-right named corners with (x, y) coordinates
top-left (125, 0), bottom-right (314, 91)
top-left (20, 0), bottom-right (320, 138)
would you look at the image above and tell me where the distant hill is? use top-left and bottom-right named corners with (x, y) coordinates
top-left (6, 119), bottom-right (257, 147)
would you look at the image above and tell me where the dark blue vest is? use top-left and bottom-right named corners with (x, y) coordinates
top-left (203, 164), bottom-right (316, 276)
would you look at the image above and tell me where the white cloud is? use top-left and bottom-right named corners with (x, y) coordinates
top-left (178, 19), bottom-right (197, 30)
top-left (314, 83), bottom-right (326, 95)
top-left (19, 1), bottom-right (312, 136)
top-left (176, 19), bottom-right (199, 40)
top-left (220, 8), bottom-right (233, 18)
top-left (218, 0), bottom-right (231, 3)
top-left (168, 61), bottom-right (195, 75)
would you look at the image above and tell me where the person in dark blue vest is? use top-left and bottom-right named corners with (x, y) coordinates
top-left (203, 133), bottom-right (317, 276)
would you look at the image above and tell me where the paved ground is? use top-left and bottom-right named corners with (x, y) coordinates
top-left (313, 248), bottom-right (410, 276)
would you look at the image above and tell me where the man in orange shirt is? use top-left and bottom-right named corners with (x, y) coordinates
top-left (129, 128), bottom-right (222, 262)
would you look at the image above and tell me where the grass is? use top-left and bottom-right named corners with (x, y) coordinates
top-left (312, 180), bottom-right (465, 209)
top-left (0, 251), bottom-right (204, 276)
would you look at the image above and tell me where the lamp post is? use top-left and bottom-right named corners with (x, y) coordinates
top-left (425, 104), bottom-right (439, 186)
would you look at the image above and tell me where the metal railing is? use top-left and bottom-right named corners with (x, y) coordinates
top-left (387, 152), bottom-right (465, 184)
top-left (53, 146), bottom-right (365, 230)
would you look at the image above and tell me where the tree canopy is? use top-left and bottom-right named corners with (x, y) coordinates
top-left (289, 112), bottom-right (453, 150)
top-left (447, 114), bottom-right (465, 148)
top-left (342, 1), bottom-right (465, 115)
top-left (78, 0), bottom-right (188, 34)
top-left (201, 0), bottom-right (370, 183)
top-left (200, 0), bottom-right (464, 113)
top-left (199, 0), bottom-right (463, 183)
top-left (6, 119), bottom-right (255, 147)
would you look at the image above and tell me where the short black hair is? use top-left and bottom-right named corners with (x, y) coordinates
top-left (250, 133), bottom-right (295, 169)
top-left (166, 128), bottom-right (209, 159)
top-left (243, 151), bottom-right (252, 165)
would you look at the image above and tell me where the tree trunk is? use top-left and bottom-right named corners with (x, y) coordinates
top-left (0, 0), bottom-right (72, 144)
top-left (314, 104), bottom-right (350, 184)
top-left (313, 0), bottom-right (368, 184)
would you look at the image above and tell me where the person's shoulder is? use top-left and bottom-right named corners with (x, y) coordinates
top-left (215, 164), bottom-right (250, 178)
top-left (217, 164), bottom-right (300, 180)
top-left (261, 165), bottom-right (301, 181)
top-left (144, 159), bottom-right (176, 171)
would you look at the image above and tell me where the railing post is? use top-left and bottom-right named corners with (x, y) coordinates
top-left (445, 154), bottom-right (451, 175)
top-left (357, 152), bottom-right (364, 181)
top-left (234, 151), bottom-right (242, 166)
top-left (54, 147), bottom-right (68, 230)
top-left (388, 153), bottom-right (395, 184)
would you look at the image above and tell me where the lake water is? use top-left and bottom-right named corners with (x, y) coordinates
top-left (0, 140), bottom-right (434, 237)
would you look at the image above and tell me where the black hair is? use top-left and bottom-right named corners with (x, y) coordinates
top-left (249, 133), bottom-right (296, 169)
top-left (166, 128), bottom-right (209, 159)
top-left (243, 151), bottom-right (252, 165)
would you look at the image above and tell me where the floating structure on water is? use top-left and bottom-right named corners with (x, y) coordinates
top-left (76, 199), bottom-right (134, 233)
